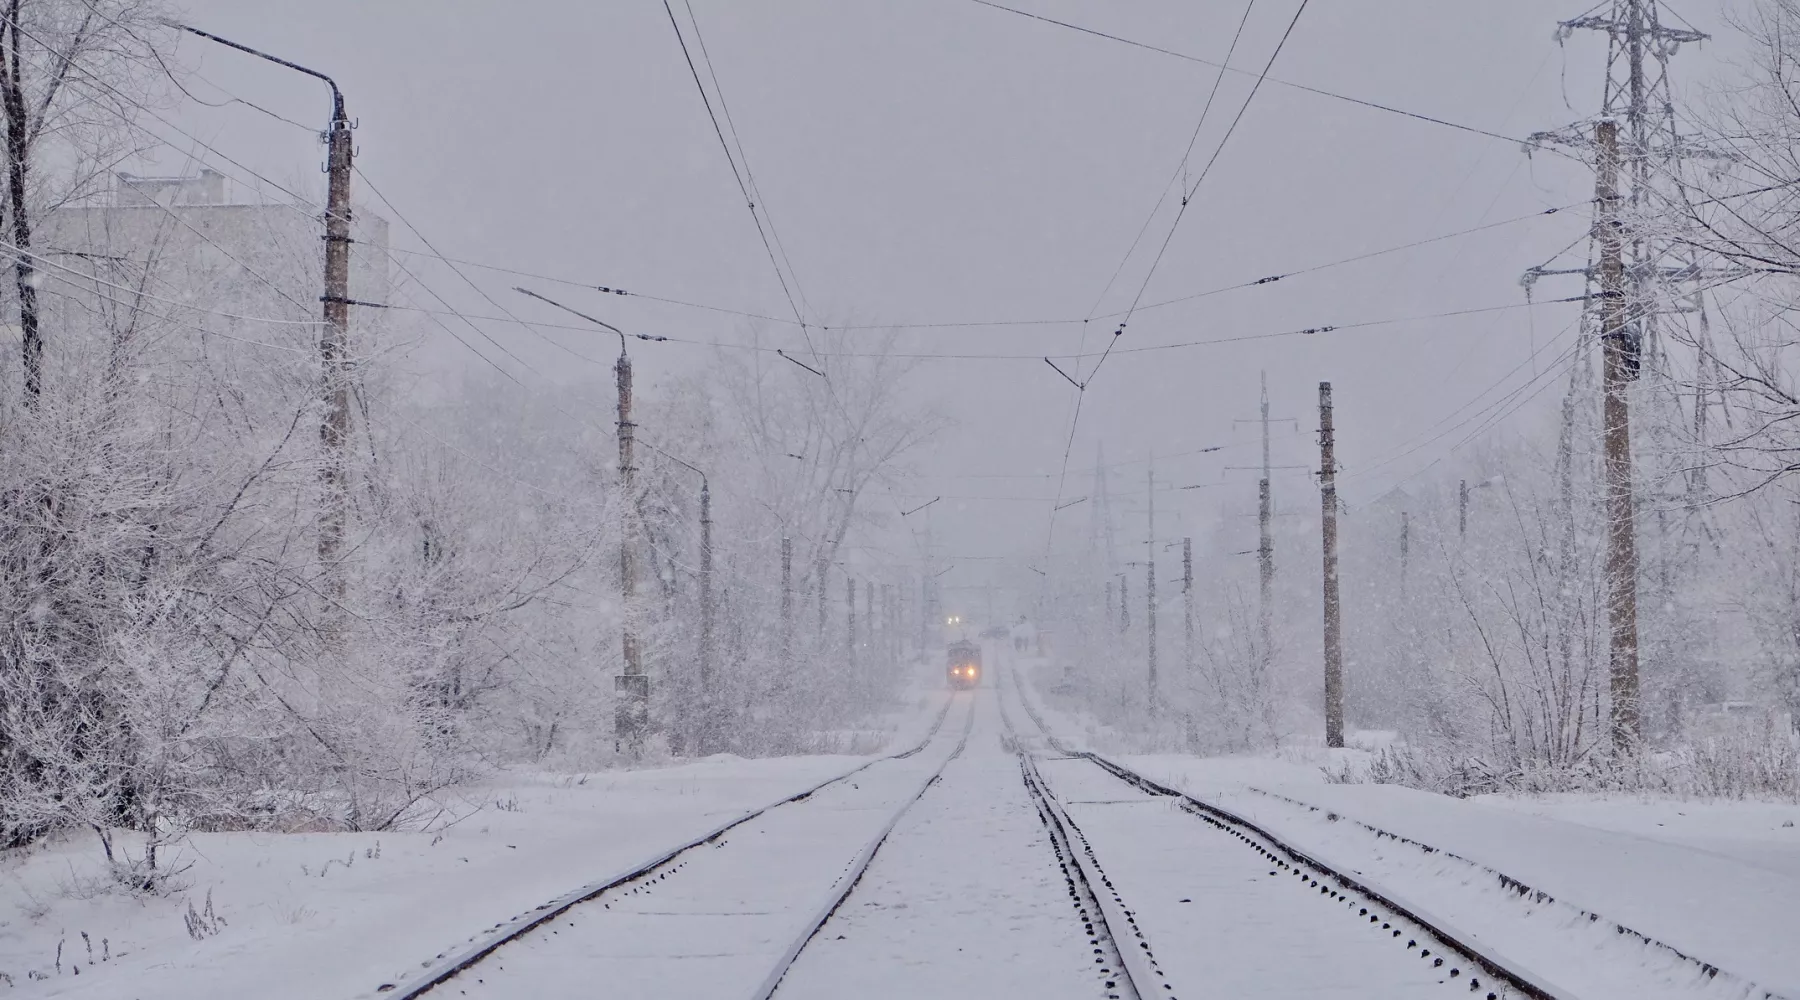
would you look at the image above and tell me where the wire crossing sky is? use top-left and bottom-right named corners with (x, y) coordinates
top-left (157, 0), bottom-right (1667, 563)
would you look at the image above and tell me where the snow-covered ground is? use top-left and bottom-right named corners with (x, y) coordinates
top-left (1476, 792), bottom-right (1800, 877)
top-left (0, 679), bottom-right (951, 1000)
top-left (0, 757), bottom-right (865, 1000)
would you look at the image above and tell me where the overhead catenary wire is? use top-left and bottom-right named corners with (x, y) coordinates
top-left (373, 199), bottom-right (1581, 335)
top-left (354, 166), bottom-right (616, 370)
top-left (355, 293), bottom-right (1587, 361)
top-left (961, 0), bottom-right (1568, 153)
top-left (680, 0), bottom-right (812, 323)
top-left (1081, 0), bottom-right (1260, 323)
top-left (1095, 0), bottom-right (1315, 382)
top-left (1040, 0), bottom-right (1313, 567)
top-left (659, 0), bottom-right (815, 353)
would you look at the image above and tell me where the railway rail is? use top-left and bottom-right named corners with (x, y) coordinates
top-left (997, 659), bottom-right (1565, 1000)
top-left (767, 682), bottom-right (1142, 1000)
top-left (746, 699), bottom-right (975, 1000)
top-left (1017, 750), bottom-right (1161, 1000)
top-left (1227, 782), bottom-right (1785, 999)
top-left (368, 644), bottom-right (1732, 1000)
top-left (376, 693), bottom-right (964, 1000)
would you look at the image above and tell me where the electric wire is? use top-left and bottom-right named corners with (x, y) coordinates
top-left (1101, 203), bottom-right (1582, 320)
top-left (353, 293), bottom-right (1582, 361)
top-left (962, 0), bottom-right (1564, 152)
top-left (660, 0), bottom-right (814, 349)
top-left (1096, 0), bottom-right (1314, 382)
top-left (1042, 0), bottom-right (1311, 561)
top-left (353, 165), bottom-right (614, 370)
top-left (1081, 0), bottom-right (1259, 323)
top-left (680, 0), bottom-right (813, 323)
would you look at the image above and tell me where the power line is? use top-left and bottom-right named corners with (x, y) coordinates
top-left (1110, 203), bottom-right (1582, 319)
top-left (1082, 0), bottom-right (1260, 323)
top-left (354, 165), bottom-right (611, 370)
top-left (961, 0), bottom-right (1560, 151)
top-left (376, 200), bottom-right (1576, 336)
top-left (1094, 0), bottom-right (1315, 386)
top-left (681, 0), bottom-right (813, 323)
top-left (1039, 0), bottom-right (1299, 560)
top-left (362, 293), bottom-right (1584, 362)
top-left (383, 246), bottom-right (802, 326)
top-left (660, 0), bottom-right (813, 344)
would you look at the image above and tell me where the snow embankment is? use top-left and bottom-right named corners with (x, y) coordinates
top-left (1, 755), bottom-right (869, 1000)
top-left (1122, 754), bottom-right (1800, 999)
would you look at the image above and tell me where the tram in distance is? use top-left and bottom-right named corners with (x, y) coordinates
top-left (946, 639), bottom-right (981, 690)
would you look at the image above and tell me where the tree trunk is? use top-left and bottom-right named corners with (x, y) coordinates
top-left (0, 5), bottom-right (41, 406)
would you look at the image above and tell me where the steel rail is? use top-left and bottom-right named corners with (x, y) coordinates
top-left (998, 659), bottom-right (1568, 1000)
top-left (1234, 783), bottom-right (1789, 1000)
top-left (748, 693), bottom-right (977, 1000)
top-left (377, 695), bottom-right (959, 999)
top-left (993, 668), bottom-right (1164, 1000)
top-left (1017, 752), bottom-right (1152, 1000)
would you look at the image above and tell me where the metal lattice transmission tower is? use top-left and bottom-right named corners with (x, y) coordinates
top-left (1525, 0), bottom-right (1719, 378)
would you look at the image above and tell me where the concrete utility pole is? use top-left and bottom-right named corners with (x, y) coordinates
top-left (1597, 119), bottom-right (1641, 746)
top-left (1146, 463), bottom-right (1158, 715)
top-left (1182, 537), bottom-right (1194, 671)
top-left (1400, 511), bottom-right (1410, 589)
top-left (780, 537), bottom-right (793, 662)
top-left (866, 579), bottom-right (876, 667)
top-left (170, 24), bottom-right (355, 595)
top-left (1319, 381), bottom-right (1345, 749)
top-left (318, 91), bottom-right (354, 590)
top-left (920, 575), bottom-right (930, 657)
top-left (615, 334), bottom-right (646, 752)
top-left (1119, 574), bottom-right (1130, 634)
top-left (1258, 373), bottom-right (1275, 663)
top-left (881, 583), bottom-right (894, 663)
top-left (499, 287), bottom-right (648, 750)
top-left (1232, 372), bottom-right (1296, 674)
top-left (698, 480), bottom-right (714, 746)
top-left (649, 441), bottom-right (715, 747)
top-left (847, 575), bottom-right (857, 672)
top-left (818, 556), bottom-right (828, 640)
top-left (1459, 477), bottom-right (1500, 542)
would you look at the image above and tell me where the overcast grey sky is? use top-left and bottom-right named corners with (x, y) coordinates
top-left (154, 0), bottom-right (1741, 586)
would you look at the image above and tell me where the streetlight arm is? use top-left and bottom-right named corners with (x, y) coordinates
top-left (166, 21), bottom-right (344, 121)
top-left (514, 286), bottom-right (632, 354)
top-left (638, 438), bottom-right (707, 489)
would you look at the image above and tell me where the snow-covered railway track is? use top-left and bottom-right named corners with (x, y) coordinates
top-left (998, 662), bottom-right (1564, 1000)
top-left (1193, 782), bottom-right (1793, 1000)
top-left (1016, 750), bottom-right (1156, 1000)
top-left (746, 697), bottom-right (976, 999)
top-left (374, 694), bottom-right (964, 1000)
top-left (767, 685), bottom-right (1138, 1000)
